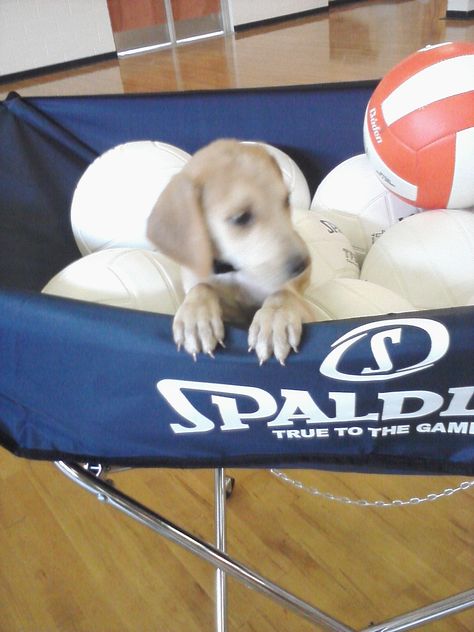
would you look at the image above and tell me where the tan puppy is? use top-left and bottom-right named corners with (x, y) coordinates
top-left (147, 139), bottom-right (317, 364)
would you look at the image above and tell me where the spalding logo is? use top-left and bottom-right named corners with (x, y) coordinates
top-left (319, 318), bottom-right (450, 382)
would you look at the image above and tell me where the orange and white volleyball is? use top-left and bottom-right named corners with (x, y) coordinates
top-left (363, 42), bottom-right (474, 210)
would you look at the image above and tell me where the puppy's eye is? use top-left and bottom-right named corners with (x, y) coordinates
top-left (230, 209), bottom-right (254, 227)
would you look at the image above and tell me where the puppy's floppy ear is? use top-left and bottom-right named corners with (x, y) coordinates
top-left (147, 172), bottom-right (213, 279)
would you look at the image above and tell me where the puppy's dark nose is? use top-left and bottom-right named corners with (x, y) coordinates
top-left (287, 254), bottom-right (310, 278)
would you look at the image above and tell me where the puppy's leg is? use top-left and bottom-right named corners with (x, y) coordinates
top-left (248, 290), bottom-right (317, 365)
top-left (173, 283), bottom-right (225, 359)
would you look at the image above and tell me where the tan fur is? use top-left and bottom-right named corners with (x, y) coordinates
top-left (147, 139), bottom-right (317, 364)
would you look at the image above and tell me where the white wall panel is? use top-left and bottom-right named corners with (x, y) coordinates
top-left (447, 0), bottom-right (474, 10)
top-left (230, 0), bottom-right (328, 28)
top-left (0, 0), bottom-right (116, 76)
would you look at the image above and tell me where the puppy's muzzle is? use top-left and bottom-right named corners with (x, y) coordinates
top-left (287, 254), bottom-right (310, 279)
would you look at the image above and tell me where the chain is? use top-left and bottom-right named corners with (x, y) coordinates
top-left (270, 469), bottom-right (474, 508)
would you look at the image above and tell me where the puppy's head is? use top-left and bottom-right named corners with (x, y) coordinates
top-left (147, 139), bottom-right (310, 294)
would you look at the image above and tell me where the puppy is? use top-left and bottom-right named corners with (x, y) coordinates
top-left (147, 139), bottom-right (317, 365)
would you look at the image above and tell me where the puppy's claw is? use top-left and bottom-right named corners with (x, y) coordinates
top-left (207, 350), bottom-right (215, 359)
top-left (256, 346), bottom-right (271, 366)
top-left (218, 340), bottom-right (226, 349)
top-left (192, 353), bottom-right (197, 362)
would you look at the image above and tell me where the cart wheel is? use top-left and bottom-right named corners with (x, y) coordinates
top-left (81, 463), bottom-right (115, 487)
top-left (225, 476), bottom-right (235, 498)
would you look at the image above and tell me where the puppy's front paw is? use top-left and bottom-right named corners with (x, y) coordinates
top-left (248, 303), bottom-right (302, 366)
top-left (173, 285), bottom-right (225, 359)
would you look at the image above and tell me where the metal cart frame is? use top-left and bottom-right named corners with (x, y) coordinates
top-left (55, 462), bottom-right (474, 632)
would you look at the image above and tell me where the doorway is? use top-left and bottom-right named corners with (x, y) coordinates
top-left (107, 0), bottom-right (233, 56)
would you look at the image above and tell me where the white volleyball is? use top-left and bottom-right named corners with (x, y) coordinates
top-left (361, 209), bottom-right (474, 309)
top-left (292, 208), bottom-right (359, 287)
top-left (305, 278), bottom-right (414, 322)
top-left (71, 141), bottom-right (191, 255)
top-left (311, 154), bottom-right (419, 263)
top-left (42, 248), bottom-right (184, 315)
top-left (242, 141), bottom-right (311, 209)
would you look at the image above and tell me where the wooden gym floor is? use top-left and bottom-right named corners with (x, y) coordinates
top-left (1, 0), bottom-right (474, 98)
top-left (0, 1), bottom-right (473, 631)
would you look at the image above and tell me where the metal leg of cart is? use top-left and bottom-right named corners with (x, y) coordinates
top-left (54, 462), bottom-right (474, 632)
top-left (361, 589), bottom-right (474, 632)
top-left (215, 468), bottom-right (228, 632)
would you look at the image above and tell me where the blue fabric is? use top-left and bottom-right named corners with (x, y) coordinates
top-left (0, 86), bottom-right (473, 474)
top-left (1, 84), bottom-right (374, 290)
top-left (25, 82), bottom-right (376, 195)
top-left (0, 94), bottom-right (93, 290)
top-left (0, 289), bottom-right (472, 474)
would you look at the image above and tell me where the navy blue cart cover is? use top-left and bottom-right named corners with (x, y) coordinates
top-left (0, 86), bottom-right (473, 474)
